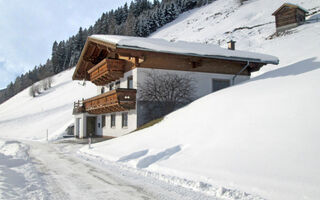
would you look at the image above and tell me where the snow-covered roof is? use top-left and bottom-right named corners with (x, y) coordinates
top-left (90, 35), bottom-right (279, 65)
top-left (272, 3), bottom-right (308, 15)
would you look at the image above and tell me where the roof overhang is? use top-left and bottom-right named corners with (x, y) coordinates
top-left (72, 37), bottom-right (117, 80)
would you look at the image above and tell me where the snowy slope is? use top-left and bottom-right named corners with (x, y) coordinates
top-left (0, 68), bottom-right (96, 140)
top-left (80, 0), bottom-right (320, 200)
top-left (151, 0), bottom-right (320, 76)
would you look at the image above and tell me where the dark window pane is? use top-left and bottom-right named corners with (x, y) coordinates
top-left (212, 79), bottom-right (230, 93)
top-left (111, 114), bottom-right (116, 127)
top-left (122, 112), bottom-right (128, 127)
top-left (102, 115), bottom-right (106, 128)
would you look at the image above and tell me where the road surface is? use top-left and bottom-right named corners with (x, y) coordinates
top-left (22, 140), bottom-right (215, 200)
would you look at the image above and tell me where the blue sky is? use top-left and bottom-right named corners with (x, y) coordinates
top-left (0, 0), bottom-right (132, 89)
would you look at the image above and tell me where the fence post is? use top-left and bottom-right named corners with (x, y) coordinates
top-left (88, 136), bottom-right (92, 149)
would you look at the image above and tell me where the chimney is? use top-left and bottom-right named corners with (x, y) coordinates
top-left (227, 40), bottom-right (236, 50)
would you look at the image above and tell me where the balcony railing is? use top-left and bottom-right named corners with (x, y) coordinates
top-left (88, 58), bottom-right (126, 86)
top-left (73, 88), bottom-right (136, 115)
top-left (73, 100), bottom-right (85, 114)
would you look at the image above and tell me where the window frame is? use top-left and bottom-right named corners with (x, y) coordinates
top-left (110, 114), bottom-right (116, 128)
top-left (127, 76), bottom-right (133, 89)
top-left (122, 112), bottom-right (128, 128)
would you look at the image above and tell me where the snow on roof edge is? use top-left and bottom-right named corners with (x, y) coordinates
top-left (90, 35), bottom-right (279, 65)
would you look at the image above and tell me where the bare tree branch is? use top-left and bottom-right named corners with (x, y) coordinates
top-left (138, 71), bottom-right (196, 122)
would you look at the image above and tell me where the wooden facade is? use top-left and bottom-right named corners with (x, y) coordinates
top-left (272, 3), bottom-right (307, 31)
top-left (88, 58), bottom-right (126, 85)
top-left (74, 89), bottom-right (136, 115)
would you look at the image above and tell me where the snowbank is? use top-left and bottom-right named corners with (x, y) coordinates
top-left (0, 140), bottom-right (48, 198)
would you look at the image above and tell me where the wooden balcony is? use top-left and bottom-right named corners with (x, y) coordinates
top-left (88, 58), bottom-right (126, 86)
top-left (79, 88), bottom-right (136, 115)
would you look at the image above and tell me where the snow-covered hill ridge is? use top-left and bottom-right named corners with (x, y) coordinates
top-left (0, 68), bottom-right (96, 140)
top-left (81, 0), bottom-right (320, 200)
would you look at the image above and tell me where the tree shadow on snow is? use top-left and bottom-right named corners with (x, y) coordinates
top-left (117, 149), bottom-right (149, 162)
top-left (252, 57), bottom-right (320, 81)
top-left (136, 145), bottom-right (181, 169)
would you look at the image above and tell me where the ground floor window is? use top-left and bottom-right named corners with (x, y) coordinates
top-left (110, 114), bottom-right (116, 128)
top-left (102, 115), bottom-right (106, 128)
top-left (122, 112), bottom-right (128, 128)
top-left (212, 79), bottom-right (230, 93)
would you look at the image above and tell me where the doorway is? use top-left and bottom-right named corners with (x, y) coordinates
top-left (86, 117), bottom-right (96, 137)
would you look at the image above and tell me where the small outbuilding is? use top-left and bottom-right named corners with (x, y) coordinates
top-left (272, 3), bottom-right (308, 33)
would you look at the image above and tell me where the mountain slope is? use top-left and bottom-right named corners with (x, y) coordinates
top-left (0, 68), bottom-right (96, 140)
top-left (80, 0), bottom-right (320, 199)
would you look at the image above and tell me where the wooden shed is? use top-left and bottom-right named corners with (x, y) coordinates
top-left (272, 3), bottom-right (308, 33)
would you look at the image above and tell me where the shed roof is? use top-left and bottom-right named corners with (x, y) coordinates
top-left (90, 35), bottom-right (279, 65)
top-left (272, 3), bottom-right (308, 16)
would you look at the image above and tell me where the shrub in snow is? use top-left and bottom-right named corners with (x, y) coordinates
top-left (29, 83), bottom-right (42, 97)
top-left (41, 77), bottom-right (53, 91)
top-left (29, 84), bottom-right (37, 97)
top-left (238, 0), bottom-right (249, 5)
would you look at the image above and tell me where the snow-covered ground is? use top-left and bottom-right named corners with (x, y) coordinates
top-left (79, 0), bottom-right (320, 200)
top-left (0, 0), bottom-right (319, 199)
top-left (0, 68), bottom-right (96, 141)
top-left (0, 138), bottom-right (221, 200)
top-left (0, 140), bottom-right (49, 199)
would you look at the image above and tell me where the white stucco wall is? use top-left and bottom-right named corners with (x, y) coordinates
top-left (74, 113), bottom-right (86, 138)
top-left (136, 68), bottom-right (250, 99)
top-left (101, 109), bottom-right (137, 137)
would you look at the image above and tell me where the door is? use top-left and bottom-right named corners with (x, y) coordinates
top-left (86, 117), bottom-right (96, 137)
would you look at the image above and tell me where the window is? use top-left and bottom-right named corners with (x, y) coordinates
top-left (109, 83), bottom-right (114, 91)
top-left (110, 114), bottom-right (116, 128)
top-left (102, 115), bottom-right (106, 128)
top-left (122, 112), bottom-right (128, 128)
top-left (212, 79), bottom-right (230, 93)
top-left (101, 87), bottom-right (105, 94)
top-left (115, 81), bottom-right (120, 89)
top-left (127, 76), bottom-right (133, 89)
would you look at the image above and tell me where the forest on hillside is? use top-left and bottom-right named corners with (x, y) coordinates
top-left (0, 0), bottom-right (213, 104)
